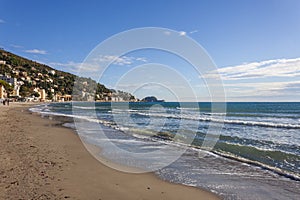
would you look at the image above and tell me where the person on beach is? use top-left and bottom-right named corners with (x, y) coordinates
top-left (3, 99), bottom-right (5, 105)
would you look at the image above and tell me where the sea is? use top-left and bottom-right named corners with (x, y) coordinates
top-left (30, 102), bottom-right (300, 199)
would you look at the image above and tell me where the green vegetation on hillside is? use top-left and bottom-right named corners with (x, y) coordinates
top-left (0, 49), bottom-right (133, 100)
top-left (0, 79), bottom-right (13, 92)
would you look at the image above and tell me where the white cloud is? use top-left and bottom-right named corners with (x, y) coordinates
top-left (200, 57), bottom-right (300, 101)
top-left (0, 19), bottom-right (5, 23)
top-left (179, 31), bottom-right (187, 36)
top-left (10, 44), bottom-right (23, 49)
top-left (92, 55), bottom-right (147, 66)
top-left (25, 49), bottom-right (47, 55)
top-left (226, 80), bottom-right (298, 92)
top-left (189, 30), bottom-right (198, 34)
top-left (49, 55), bottom-right (148, 74)
top-left (49, 61), bottom-right (98, 73)
top-left (135, 57), bottom-right (147, 62)
top-left (204, 57), bottom-right (300, 80)
top-left (163, 30), bottom-right (197, 36)
top-left (223, 80), bottom-right (300, 101)
top-left (95, 55), bottom-right (131, 65)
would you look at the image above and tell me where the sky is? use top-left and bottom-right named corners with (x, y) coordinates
top-left (1, 0), bottom-right (300, 101)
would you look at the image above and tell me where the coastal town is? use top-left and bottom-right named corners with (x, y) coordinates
top-left (0, 49), bottom-right (138, 103)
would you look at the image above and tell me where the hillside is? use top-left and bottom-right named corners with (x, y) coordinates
top-left (0, 49), bottom-right (135, 101)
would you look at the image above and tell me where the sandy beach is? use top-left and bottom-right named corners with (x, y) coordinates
top-left (0, 103), bottom-right (220, 200)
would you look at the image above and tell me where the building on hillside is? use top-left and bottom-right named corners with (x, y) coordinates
top-left (40, 89), bottom-right (46, 100)
top-left (111, 96), bottom-right (124, 102)
top-left (11, 81), bottom-right (23, 97)
top-left (12, 70), bottom-right (19, 76)
top-left (0, 84), bottom-right (7, 99)
top-left (54, 94), bottom-right (72, 102)
top-left (12, 85), bottom-right (20, 96)
top-left (0, 74), bottom-right (17, 86)
top-left (49, 70), bottom-right (55, 75)
top-left (1, 52), bottom-right (8, 57)
top-left (0, 60), bottom-right (6, 65)
top-left (33, 88), bottom-right (46, 101)
top-left (21, 71), bottom-right (28, 76)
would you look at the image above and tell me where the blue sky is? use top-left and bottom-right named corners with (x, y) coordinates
top-left (1, 0), bottom-right (300, 101)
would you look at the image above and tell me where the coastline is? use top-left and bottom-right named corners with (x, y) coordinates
top-left (0, 103), bottom-right (220, 200)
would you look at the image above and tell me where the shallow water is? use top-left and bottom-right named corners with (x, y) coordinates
top-left (30, 102), bottom-right (300, 199)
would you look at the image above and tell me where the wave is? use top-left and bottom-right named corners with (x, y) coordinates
top-left (110, 109), bottom-right (139, 113)
top-left (73, 105), bottom-right (97, 110)
top-left (207, 111), bottom-right (300, 119)
top-left (37, 108), bottom-right (300, 130)
top-left (212, 149), bottom-right (300, 182)
top-left (221, 118), bottom-right (300, 129)
top-left (30, 107), bottom-right (103, 124)
top-left (30, 104), bottom-right (300, 182)
top-left (31, 104), bottom-right (300, 129)
top-left (47, 104), bottom-right (300, 129)
top-left (134, 111), bottom-right (300, 129)
top-left (176, 107), bottom-right (200, 111)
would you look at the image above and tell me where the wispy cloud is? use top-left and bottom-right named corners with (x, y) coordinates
top-left (25, 49), bottom-right (47, 55)
top-left (204, 57), bottom-right (300, 80)
top-left (0, 19), bottom-right (5, 23)
top-left (223, 80), bottom-right (300, 101)
top-left (49, 55), bottom-right (148, 73)
top-left (92, 55), bottom-right (147, 66)
top-left (163, 30), bottom-right (198, 36)
top-left (49, 61), bottom-right (98, 73)
top-left (189, 30), bottom-right (198, 34)
top-left (200, 57), bottom-right (300, 101)
top-left (135, 57), bottom-right (147, 62)
top-left (225, 80), bottom-right (300, 93)
top-left (179, 31), bottom-right (187, 36)
top-left (10, 44), bottom-right (23, 49)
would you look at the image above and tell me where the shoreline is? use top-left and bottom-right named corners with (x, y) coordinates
top-left (0, 102), bottom-right (220, 199)
top-left (35, 102), bottom-right (300, 182)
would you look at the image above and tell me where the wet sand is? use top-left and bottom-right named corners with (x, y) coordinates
top-left (0, 103), bottom-right (220, 200)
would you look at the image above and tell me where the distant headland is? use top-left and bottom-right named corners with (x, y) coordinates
top-left (141, 96), bottom-right (165, 102)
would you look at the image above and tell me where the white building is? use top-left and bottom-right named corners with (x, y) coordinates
top-left (111, 96), bottom-right (123, 102)
top-left (49, 70), bottom-right (55, 75)
top-left (33, 88), bottom-right (46, 101)
top-left (0, 84), bottom-right (7, 99)
top-left (40, 89), bottom-right (46, 100)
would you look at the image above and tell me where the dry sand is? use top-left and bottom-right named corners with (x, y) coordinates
top-left (0, 103), bottom-right (220, 200)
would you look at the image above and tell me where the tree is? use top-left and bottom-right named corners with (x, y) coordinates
top-left (0, 80), bottom-right (13, 93)
top-left (19, 85), bottom-right (30, 97)
top-left (31, 91), bottom-right (40, 97)
top-left (47, 91), bottom-right (53, 100)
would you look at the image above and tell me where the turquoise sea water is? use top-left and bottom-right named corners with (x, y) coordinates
top-left (31, 102), bottom-right (300, 199)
